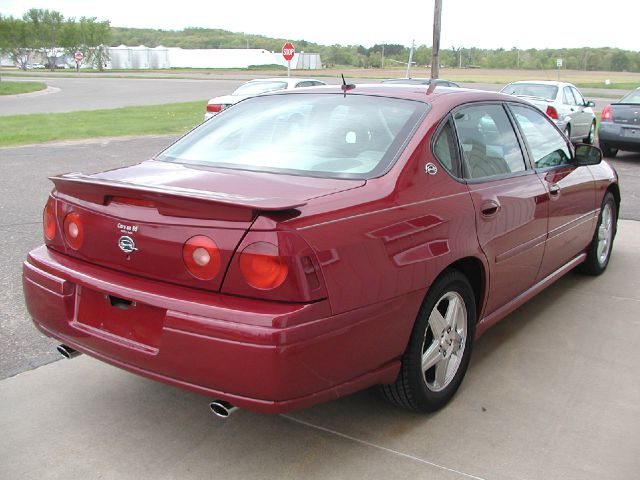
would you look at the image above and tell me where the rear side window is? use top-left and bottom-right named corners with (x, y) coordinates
top-left (510, 105), bottom-right (572, 169)
top-left (453, 104), bottom-right (526, 179)
top-left (563, 87), bottom-right (577, 106)
top-left (433, 120), bottom-right (460, 175)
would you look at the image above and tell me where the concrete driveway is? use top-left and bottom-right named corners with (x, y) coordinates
top-left (1, 219), bottom-right (639, 480)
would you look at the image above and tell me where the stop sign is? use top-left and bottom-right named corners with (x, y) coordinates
top-left (282, 42), bottom-right (295, 62)
top-left (74, 51), bottom-right (84, 62)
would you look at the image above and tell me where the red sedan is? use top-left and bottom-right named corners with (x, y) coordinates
top-left (23, 85), bottom-right (619, 416)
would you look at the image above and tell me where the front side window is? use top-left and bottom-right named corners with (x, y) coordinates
top-left (571, 87), bottom-right (585, 106)
top-left (157, 94), bottom-right (429, 179)
top-left (453, 104), bottom-right (526, 180)
top-left (510, 105), bottom-right (572, 169)
top-left (563, 87), bottom-right (577, 106)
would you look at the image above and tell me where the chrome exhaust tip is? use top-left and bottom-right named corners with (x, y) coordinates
top-left (56, 344), bottom-right (81, 359)
top-left (209, 400), bottom-right (238, 418)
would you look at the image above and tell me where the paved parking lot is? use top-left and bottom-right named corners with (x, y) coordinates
top-left (1, 95), bottom-right (639, 478)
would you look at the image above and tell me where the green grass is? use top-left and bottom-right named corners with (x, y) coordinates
top-left (573, 82), bottom-right (639, 90)
top-left (0, 100), bottom-right (206, 147)
top-left (0, 81), bottom-right (47, 95)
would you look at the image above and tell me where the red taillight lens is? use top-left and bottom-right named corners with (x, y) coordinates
top-left (43, 199), bottom-right (56, 241)
top-left (63, 212), bottom-right (84, 250)
top-left (546, 105), bottom-right (559, 120)
top-left (601, 105), bottom-right (612, 121)
top-left (206, 104), bottom-right (222, 113)
top-left (183, 235), bottom-right (221, 280)
top-left (239, 242), bottom-right (288, 290)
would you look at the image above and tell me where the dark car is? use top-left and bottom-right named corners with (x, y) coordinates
top-left (382, 77), bottom-right (459, 87)
top-left (598, 87), bottom-right (640, 157)
top-left (23, 85), bottom-right (619, 417)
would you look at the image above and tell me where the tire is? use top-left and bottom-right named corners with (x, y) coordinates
top-left (584, 121), bottom-right (596, 144)
top-left (578, 192), bottom-right (617, 275)
top-left (599, 141), bottom-right (618, 158)
top-left (380, 269), bottom-right (476, 412)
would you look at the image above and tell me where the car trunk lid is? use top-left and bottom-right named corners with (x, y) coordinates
top-left (49, 160), bottom-right (364, 292)
top-left (610, 103), bottom-right (640, 125)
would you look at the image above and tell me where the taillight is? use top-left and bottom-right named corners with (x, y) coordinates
top-left (206, 104), bottom-right (222, 113)
top-left (63, 212), bottom-right (84, 250)
top-left (182, 235), bottom-right (221, 280)
top-left (109, 196), bottom-right (155, 208)
top-left (43, 198), bottom-right (56, 241)
top-left (546, 105), bottom-right (559, 120)
top-left (601, 105), bottom-right (613, 121)
top-left (239, 242), bottom-right (288, 290)
top-left (222, 230), bottom-right (327, 302)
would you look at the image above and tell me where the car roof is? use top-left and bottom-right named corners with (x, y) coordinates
top-left (266, 83), bottom-right (516, 106)
top-left (245, 77), bottom-right (326, 85)
top-left (506, 80), bottom-right (574, 87)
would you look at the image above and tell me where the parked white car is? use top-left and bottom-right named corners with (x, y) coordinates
top-left (501, 81), bottom-right (596, 144)
top-left (204, 77), bottom-right (327, 120)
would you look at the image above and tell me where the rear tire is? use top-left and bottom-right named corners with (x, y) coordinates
top-left (599, 142), bottom-right (618, 158)
top-left (380, 269), bottom-right (476, 412)
top-left (563, 125), bottom-right (571, 142)
top-left (578, 192), bottom-right (617, 276)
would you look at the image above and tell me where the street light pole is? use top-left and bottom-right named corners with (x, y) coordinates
top-left (406, 40), bottom-right (415, 78)
top-left (431, 0), bottom-right (442, 79)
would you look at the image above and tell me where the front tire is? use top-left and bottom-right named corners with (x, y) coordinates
top-left (578, 192), bottom-right (617, 275)
top-left (380, 270), bottom-right (476, 412)
top-left (584, 121), bottom-right (596, 144)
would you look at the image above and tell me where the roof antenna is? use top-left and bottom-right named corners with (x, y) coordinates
top-left (341, 74), bottom-right (355, 97)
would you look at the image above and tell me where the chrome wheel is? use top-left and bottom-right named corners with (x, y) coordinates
top-left (597, 202), bottom-right (614, 266)
top-left (587, 122), bottom-right (595, 144)
top-left (422, 291), bottom-right (467, 392)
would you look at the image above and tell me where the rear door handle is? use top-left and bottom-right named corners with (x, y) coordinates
top-left (480, 200), bottom-right (500, 217)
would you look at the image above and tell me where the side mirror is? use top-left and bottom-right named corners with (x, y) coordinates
top-left (575, 144), bottom-right (602, 165)
top-left (586, 100), bottom-right (596, 107)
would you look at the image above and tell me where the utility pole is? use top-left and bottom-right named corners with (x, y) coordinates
top-left (381, 44), bottom-right (385, 69)
top-left (431, 0), bottom-right (442, 79)
top-left (406, 40), bottom-right (415, 78)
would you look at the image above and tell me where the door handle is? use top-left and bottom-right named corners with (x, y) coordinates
top-left (549, 183), bottom-right (561, 197)
top-left (480, 200), bottom-right (500, 217)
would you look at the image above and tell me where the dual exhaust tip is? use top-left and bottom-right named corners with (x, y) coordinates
top-left (56, 344), bottom-right (238, 418)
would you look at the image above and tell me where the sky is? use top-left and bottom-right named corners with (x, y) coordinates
top-left (0, 0), bottom-right (637, 51)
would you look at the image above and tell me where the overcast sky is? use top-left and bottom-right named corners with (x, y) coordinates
top-left (0, 0), bottom-right (636, 50)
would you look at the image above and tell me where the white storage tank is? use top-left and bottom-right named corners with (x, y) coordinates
top-left (131, 45), bottom-right (150, 69)
top-left (150, 45), bottom-right (170, 69)
top-left (109, 45), bottom-right (132, 69)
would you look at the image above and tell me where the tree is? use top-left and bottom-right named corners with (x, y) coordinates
top-left (0, 15), bottom-right (32, 70)
top-left (23, 8), bottom-right (65, 70)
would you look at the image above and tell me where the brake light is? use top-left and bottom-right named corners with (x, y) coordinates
top-left (601, 105), bottom-right (613, 121)
top-left (63, 212), bottom-right (84, 250)
top-left (109, 196), bottom-right (155, 208)
top-left (206, 104), bottom-right (222, 113)
top-left (183, 235), bottom-right (221, 280)
top-left (546, 106), bottom-right (559, 120)
top-left (43, 198), bottom-right (56, 241)
top-left (239, 242), bottom-right (289, 290)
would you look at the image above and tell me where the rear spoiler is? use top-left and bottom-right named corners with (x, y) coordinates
top-left (50, 173), bottom-right (306, 221)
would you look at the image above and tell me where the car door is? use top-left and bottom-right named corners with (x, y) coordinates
top-left (453, 103), bottom-right (549, 316)
top-left (562, 86), bottom-right (586, 138)
top-left (508, 104), bottom-right (596, 280)
top-left (571, 87), bottom-right (594, 138)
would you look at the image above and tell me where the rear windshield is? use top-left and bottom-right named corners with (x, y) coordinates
top-left (233, 81), bottom-right (288, 95)
top-left (502, 83), bottom-right (558, 101)
top-left (157, 93), bottom-right (429, 179)
top-left (619, 89), bottom-right (640, 104)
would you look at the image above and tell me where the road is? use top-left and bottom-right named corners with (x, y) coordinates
top-left (1, 74), bottom-right (618, 116)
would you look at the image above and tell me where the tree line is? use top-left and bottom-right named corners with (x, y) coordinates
top-left (1, 9), bottom-right (638, 72)
top-left (0, 9), bottom-right (111, 71)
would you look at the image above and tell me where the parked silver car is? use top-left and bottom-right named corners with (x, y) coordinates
top-left (204, 77), bottom-right (326, 120)
top-left (501, 81), bottom-right (596, 144)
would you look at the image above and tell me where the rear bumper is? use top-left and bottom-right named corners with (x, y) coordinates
top-left (598, 123), bottom-right (640, 151)
top-left (23, 246), bottom-right (418, 414)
